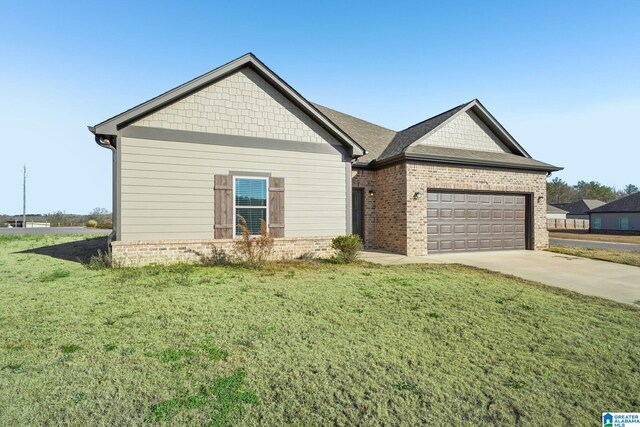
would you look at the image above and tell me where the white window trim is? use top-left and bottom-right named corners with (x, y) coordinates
top-left (233, 176), bottom-right (269, 237)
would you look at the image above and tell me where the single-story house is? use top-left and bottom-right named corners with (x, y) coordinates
top-left (552, 199), bottom-right (605, 219)
top-left (547, 205), bottom-right (568, 219)
top-left (89, 53), bottom-right (561, 265)
top-left (589, 192), bottom-right (640, 233)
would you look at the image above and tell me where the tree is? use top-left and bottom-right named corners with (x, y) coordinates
top-left (546, 177), bottom-right (578, 204)
top-left (573, 181), bottom-right (616, 202)
top-left (89, 207), bottom-right (111, 223)
top-left (622, 184), bottom-right (639, 196)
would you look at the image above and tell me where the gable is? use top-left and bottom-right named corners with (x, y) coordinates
top-left (415, 110), bottom-right (511, 154)
top-left (132, 67), bottom-right (342, 148)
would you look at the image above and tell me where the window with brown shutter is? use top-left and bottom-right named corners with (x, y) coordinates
top-left (213, 175), bottom-right (233, 239)
top-left (269, 177), bottom-right (285, 238)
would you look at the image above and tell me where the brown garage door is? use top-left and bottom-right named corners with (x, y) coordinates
top-left (427, 191), bottom-right (526, 253)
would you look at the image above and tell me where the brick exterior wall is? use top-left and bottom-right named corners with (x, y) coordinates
top-left (111, 237), bottom-right (334, 267)
top-left (354, 161), bottom-right (549, 256)
top-left (351, 169), bottom-right (376, 248)
top-left (374, 164), bottom-right (408, 254)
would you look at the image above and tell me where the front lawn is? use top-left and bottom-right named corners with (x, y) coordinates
top-left (550, 231), bottom-right (640, 244)
top-left (548, 245), bottom-right (640, 268)
top-left (1, 235), bottom-right (639, 426)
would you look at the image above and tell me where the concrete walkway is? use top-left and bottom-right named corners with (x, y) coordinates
top-left (362, 249), bottom-right (640, 305)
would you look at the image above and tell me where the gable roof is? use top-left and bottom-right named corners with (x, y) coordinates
top-left (317, 99), bottom-right (560, 172)
top-left (589, 193), bottom-right (640, 213)
top-left (89, 53), bottom-right (365, 157)
top-left (553, 199), bottom-right (606, 215)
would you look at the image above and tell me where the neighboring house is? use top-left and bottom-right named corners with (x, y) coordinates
top-left (552, 199), bottom-right (605, 219)
top-left (546, 205), bottom-right (568, 219)
top-left (589, 192), bottom-right (640, 233)
top-left (89, 53), bottom-right (561, 265)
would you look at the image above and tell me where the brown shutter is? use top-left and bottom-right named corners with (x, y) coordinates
top-left (269, 177), bottom-right (285, 238)
top-left (213, 175), bottom-right (233, 239)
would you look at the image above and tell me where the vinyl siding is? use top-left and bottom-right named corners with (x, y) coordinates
top-left (119, 137), bottom-right (347, 241)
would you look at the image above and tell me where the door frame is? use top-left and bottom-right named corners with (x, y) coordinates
top-left (352, 187), bottom-right (365, 241)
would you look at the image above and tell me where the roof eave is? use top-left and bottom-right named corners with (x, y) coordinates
top-left (370, 153), bottom-right (562, 172)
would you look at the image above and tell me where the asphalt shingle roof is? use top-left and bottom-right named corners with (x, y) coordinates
top-left (552, 200), bottom-right (606, 215)
top-left (314, 100), bottom-right (560, 172)
top-left (590, 192), bottom-right (640, 213)
top-left (547, 205), bottom-right (569, 214)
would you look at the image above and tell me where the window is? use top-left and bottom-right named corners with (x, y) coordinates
top-left (620, 217), bottom-right (629, 230)
top-left (234, 177), bottom-right (267, 236)
top-left (593, 216), bottom-right (601, 230)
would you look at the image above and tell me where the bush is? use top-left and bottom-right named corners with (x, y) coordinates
top-left (331, 235), bottom-right (363, 263)
top-left (196, 244), bottom-right (230, 266)
top-left (87, 249), bottom-right (119, 270)
top-left (85, 220), bottom-right (98, 228)
top-left (232, 216), bottom-right (274, 269)
top-left (96, 221), bottom-right (113, 229)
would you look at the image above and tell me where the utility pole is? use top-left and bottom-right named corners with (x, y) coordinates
top-left (22, 165), bottom-right (26, 228)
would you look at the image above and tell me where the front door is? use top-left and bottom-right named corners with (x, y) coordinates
top-left (352, 189), bottom-right (365, 241)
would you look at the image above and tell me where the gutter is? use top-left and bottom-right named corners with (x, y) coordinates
top-left (93, 133), bottom-right (117, 245)
top-left (363, 153), bottom-right (563, 173)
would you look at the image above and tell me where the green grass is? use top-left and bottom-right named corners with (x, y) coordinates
top-left (548, 245), bottom-right (640, 267)
top-left (1, 235), bottom-right (639, 426)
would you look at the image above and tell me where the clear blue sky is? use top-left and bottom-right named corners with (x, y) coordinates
top-left (1, 0), bottom-right (639, 214)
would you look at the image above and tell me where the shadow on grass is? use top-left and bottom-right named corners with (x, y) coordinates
top-left (18, 237), bottom-right (108, 264)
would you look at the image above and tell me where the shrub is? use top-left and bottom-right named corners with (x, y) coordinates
top-left (87, 249), bottom-right (119, 270)
top-left (85, 220), bottom-right (98, 228)
top-left (96, 221), bottom-right (113, 229)
top-left (232, 215), bottom-right (274, 269)
top-left (192, 244), bottom-right (229, 266)
top-left (331, 234), bottom-right (363, 263)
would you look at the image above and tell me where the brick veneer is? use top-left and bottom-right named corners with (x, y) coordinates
top-left (354, 161), bottom-right (549, 256)
top-left (111, 236), bottom-right (334, 267)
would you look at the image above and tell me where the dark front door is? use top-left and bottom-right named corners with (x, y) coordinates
top-left (352, 188), bottom-right (365, 241)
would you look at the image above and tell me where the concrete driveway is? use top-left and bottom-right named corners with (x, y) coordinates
top-left (426, 250), bottom-right (640, 306)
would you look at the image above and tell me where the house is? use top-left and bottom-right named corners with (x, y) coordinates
top-left (552, 199), bottom-right (605, 219)
top-left (89, 53), bottom-right (561, 265)
top-left (546, 205), bottom-right (568, 219)
top-left (589, 192), bottom-right (640, 233)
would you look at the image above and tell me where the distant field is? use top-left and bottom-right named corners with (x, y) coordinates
top-left (548, 244), bottom-right (640, 268)
top-left (1, 235), bottom-right (639, 426)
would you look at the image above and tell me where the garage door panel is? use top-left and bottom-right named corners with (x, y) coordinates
top-left (427, 191), bottom-right (527, 253)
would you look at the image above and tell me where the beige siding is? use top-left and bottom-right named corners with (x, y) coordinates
top-left (119, 137), bottom-right (347, 241)
top-left (134, 67), bottom-right (341, 147)
top-left (416, 110), bottom-right (510, 153)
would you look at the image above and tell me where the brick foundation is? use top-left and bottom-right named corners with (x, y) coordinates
top-left (111, 236), bottom-right (335, 267)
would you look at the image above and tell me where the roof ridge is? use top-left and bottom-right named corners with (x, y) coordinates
top-left (311, 103), bottom-right (397, 133)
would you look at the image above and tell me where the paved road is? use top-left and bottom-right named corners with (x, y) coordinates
top-left (550, 238), bottom-right (640, 251)
top-left (0, 227), bottom-right (110, 235)
top-left (426, 250), bottom-right (640, 305)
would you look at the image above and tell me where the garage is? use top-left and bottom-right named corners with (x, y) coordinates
top-left (426, 191), bottom-right (527, 253)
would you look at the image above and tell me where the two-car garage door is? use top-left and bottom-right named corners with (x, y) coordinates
top-left (427, 191), bottom-right (527, 253)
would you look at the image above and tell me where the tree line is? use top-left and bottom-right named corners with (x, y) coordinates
top-left (547, 178), bottom-right (638, 204)
top-left (1, 207), bottom-right (112, 227)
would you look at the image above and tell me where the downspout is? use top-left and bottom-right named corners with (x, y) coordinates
top-left (94, 135), bottom-right (117, 245)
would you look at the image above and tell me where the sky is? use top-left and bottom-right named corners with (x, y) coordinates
top-left (1, 0), bottom-right (639, 214)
